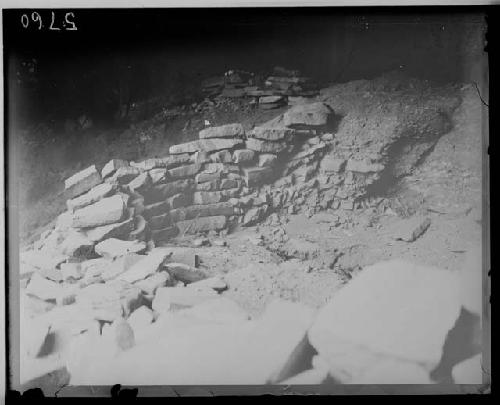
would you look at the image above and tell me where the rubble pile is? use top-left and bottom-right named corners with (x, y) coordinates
top-left (21, 256), bottom-right (482, 386)
top-left (201, 66), bottom-right (319, 109)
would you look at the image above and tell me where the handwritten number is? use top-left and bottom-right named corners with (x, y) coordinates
top-left (49, 12), bottom-right (60, 30)
top-left (21, 11), bottom-right (77, 31)
top-left (31, 12), bottom-right (42, 30)
top-left (21, 14), bottom-right (29, 28)
top-left (65, 12), bottom-right (77, 30)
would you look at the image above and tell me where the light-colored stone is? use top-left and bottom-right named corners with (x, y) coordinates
top-left (130, 158), bottom-right (165, 171)
top-left (75, 284), bottom-right (123, 321)
top-left (193, 191), bottom-right (224, 205)
top-left (259, 95), bottom-right (284, 104)
top-left (150, 179), bottom-right (194, 200)
top-left (160, 154), bottom-right (192, 168)
top-left (84, 217), bottom-right (134, 243)
top-left (167, 163), bottom-right (201, 179)
top-left (95, 238), bottom-right (147, 259)
top-left (127, 306), bottom-right (154, 334)
top-left (117, 248), bottom-right (172, 283)
top-left (210, 150), bottom-right (233, 163)
top-left (283, 102), bottom-right (332, 127)
top-left (170, 202), bottom-right (234, 223)
top-left (452, 354), bottom-right (483, 384)
top-left (169, 138), bottom-right (243, 154)
top-left (108, 166), bottom-right (142, 184)
top-left (66, 299), bottom-right (316, 385)
top-left (102, 159), bottom-right (129, 179)
top-left (350, 359), bottom-right (432, 384)
top-left (195, 171), bottom-right (220, 183)
top-left (167, 193), bottom-right (189, 209)
top-left (243, 206), bottom-right (267, 226)
top-left (199, 123), bottom-right (244, 139)
top-left (60, 263), bottom-right (83, 281)
top-left (20, 250), bottom-right (67, 275)
top-left (180, 297), bottom-right (249, 323)
top-left (246, 138), bottom-right (287, 153)
top-left (67, 182), bottom-right (115, 212)
top-left (187, 276), bottom-right (227, 292)
top-left (65, 165), bottom-right (102, 198)
top-left (101, 253), bottom-right (144, 281)
top-left (175, 216), bottom-right (227, 235)
top-left (251, 127), bottom-right (293, 141)
top-left (127, 172), bottom-right (152, 194)
top-left (141, 201), bottom-right (169, 219)
top-left (153, 287), bottom-right (218, 313)
top-left (72, 195), bottom-right (126, 228)
top-left (319, 156), bottom-right (346, 173)
top-left (134, 271), bottom-right (170, 295)
top-left (148, 168), bottom-right (167, 184)
top-left (58, 229), bottom-right (94, 258)
top-left (233, 149), bottom-right (255, 164)
top-left (345, 159), bottom-right (385, 173)
top-left (308, 260), bottom-right (462, 381)
top-left (26, 273), bottom-right (63, 301)
top-left (220, 179), bottom-right (239, 190)
top-left (21, 315), bottom-right (50, 358)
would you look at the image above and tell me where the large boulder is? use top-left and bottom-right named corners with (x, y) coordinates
top-left (308, 260), bottom-right (462, 383)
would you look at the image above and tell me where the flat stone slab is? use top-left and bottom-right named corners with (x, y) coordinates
top-left (95, 238), bottom-right (147, 259)
top-left (102, 159), bottom-right (129, 179)
top-left (65, 165), bottom-right (102, 198)
top-left (167, 164), bottom-right (201, 179)
top-left (149, 179), bottom-right (194, 201)
top-left (250, 127), bottom-right (293, 141)
top-left (308, 260), bottom-right (461, 381)
top-left (72, 194), bottom-right (126, 228)
top-left (108, 166), bottom-right (142, 184)
top-left (175, 216), bottom-right (227, 235)
top-left (67, 183), bottom-right (115, 212)
top-left (193, 191), bottom-right (225, 205)
top-left (246, 138), bottom-right (288, 153)
top-left (170, 202), bottom-right (234, 222)
top-left (169, 139), bottom-right (243, 154)
top-left (199, 123), bottom-right (244, 139)
top-left (117, 248), bottom-right (173, 283)
top-left (319, 156), bottom-right (346, 173)
top-left (259, 95), bottom-right (285, 104)
top-left (345, 159), bottom-right (385, 173)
